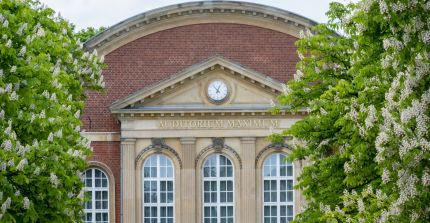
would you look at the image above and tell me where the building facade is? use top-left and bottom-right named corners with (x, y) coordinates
top-left (82, 1), bottom-right (316, 223)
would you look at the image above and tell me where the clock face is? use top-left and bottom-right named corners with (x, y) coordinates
top-left (207, 80), bottom-right (229, 102)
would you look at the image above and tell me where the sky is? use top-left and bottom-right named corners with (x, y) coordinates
top-left (38, 0), bottom-right (350, 31)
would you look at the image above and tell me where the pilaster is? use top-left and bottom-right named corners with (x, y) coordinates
top-left (180, 137), bottom-right (197, 223)
top-left (121, 138), bottom-right (136, 223)
top-left (240, 137), bottom-right (257, 223)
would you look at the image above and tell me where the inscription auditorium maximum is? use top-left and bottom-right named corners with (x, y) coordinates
top-left (158, 119), bottom-right (280, 129)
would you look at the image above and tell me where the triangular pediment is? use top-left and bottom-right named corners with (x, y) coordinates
top-left (110, 56), bottom-right (284, 114)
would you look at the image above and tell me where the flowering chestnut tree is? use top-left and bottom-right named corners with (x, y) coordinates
top-left (273, 0), bottom-right (429, 222)
top-left (0, 0), bottom-right (104, 222)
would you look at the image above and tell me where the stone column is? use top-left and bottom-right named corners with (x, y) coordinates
top-left (121, 138), bottom-right (136, 223)
top-left (241, 137), bottom-right (257, 223)
top-left (180, 137), bottom-right (196, 223)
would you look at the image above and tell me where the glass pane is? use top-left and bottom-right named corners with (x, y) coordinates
top-left (264, 166), bottom-right (270, 176)
top-left (287, 166), bottom-right (293, 176)
top-left (264, 206), bottom-right (270, 216)
top-left (287, 205), bottom-right (293, 216)
top-left (280, 206), bottom-right (286, 216)
top-left (287, 180), bottom-right (293, 190)
top-left (204, 167), bottom-right (210, 177)
top-left (220, 166), bottom-right (226, 177)
top-left (85, 213), bottom-right (92, 221)
top-left (144, 167), bottom-right (150, 177)
top-left (280, 165), bottom-right (286, 176)
top-left (271, 206), bottom-right (277, 216)
top-left (204, 207), bottom-right (210, 217)
top-left (281, 192), bottom-right (286, 202)
top-left (102, 179), bottom-right (108, 187)
top-left (168, 206), bottom-right (173, 216)
top-left (95, 169), bottom-right (101, 177)
top-left (151, 167), bottom-right (156, 178)
top-left (160, 167), bottom-right (166, 177)
top-left (287, 191), bottom-right (293, 202)
top-left (227, 167), bottom-right (233, 177)
top-left (167, 166), bottom-right (173, 178)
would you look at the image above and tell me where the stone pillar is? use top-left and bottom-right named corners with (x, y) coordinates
top-left (121, 138), bottom-right (136, 223)
top-left (180, 137), bottom-right (197, 223)
top-left (241, 137), bottom-right (257, 223)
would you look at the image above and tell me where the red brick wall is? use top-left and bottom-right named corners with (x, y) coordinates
top-left (88, 142), bottom-right (121, 223)
top-left (82, 23), bottom-right (299, 132)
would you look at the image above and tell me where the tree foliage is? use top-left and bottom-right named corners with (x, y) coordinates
top-left (0, 0), bottom-right (104, 222)
top-left (275, 0), bottom-right (430, 222)
top-left (76, 26), bottom-right (106, 43)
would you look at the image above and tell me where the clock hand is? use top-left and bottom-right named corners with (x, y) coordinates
top-left (215, 85), bottom-right (221, 93)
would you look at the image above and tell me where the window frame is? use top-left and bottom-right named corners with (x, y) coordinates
top-left (83, 167), bottom-right (110, 223)
top-left (142, 154), bottom-right (175, 223)
top-left (202, 154), bottom-right (235, 223)
top-left (262, 153), bottom-right (294, 223)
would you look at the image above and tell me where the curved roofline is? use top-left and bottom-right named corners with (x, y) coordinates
top-left (85, 1), bottom-right (318, 55)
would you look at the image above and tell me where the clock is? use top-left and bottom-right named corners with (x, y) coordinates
top-left (207, 79), bottom-right (229, 103)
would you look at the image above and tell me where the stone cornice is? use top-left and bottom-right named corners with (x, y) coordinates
top-left (84, 1), bottom-right (317, 55)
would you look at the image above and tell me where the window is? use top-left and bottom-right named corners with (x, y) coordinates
top-left (143, 155), bottom-right (174, 223)
top-left (203, 154), bottom-right (234, 223)
top-left (84, 168), bottom-right (109, 223)
top-left (263, 153), bottom-right (294, 223)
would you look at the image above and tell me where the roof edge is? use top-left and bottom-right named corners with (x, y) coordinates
top-left (85, 1), bottom-right (318, 54)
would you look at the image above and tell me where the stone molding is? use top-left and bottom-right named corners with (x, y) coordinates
top-left (135, 138), bottom-right (183, 168)
top-left (255, 141), bottom-right (293, 167)
top-left (85, 1), bottom-right (317, 55)
top-left (82, 132), bottom-right (120, 142)
top-left (195, 138), bottom-right (242, 168)
top-left (180, 137), bottom-right (197, 145)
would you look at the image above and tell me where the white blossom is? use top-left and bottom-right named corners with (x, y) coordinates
top-left (2, 19), bottom-right (8, 28)
top-left (1, 197), bottom-right (11, 214)
top-left (9, 91), bottom-right (18, 100)
top-left (18, 46), bottom-right (26, 57)
top-left (344, 162), bottom-right (352, 173)
top-left (47, 132), bottom-right (54, 142)
top-left (34, 167), bottom-right (40, 175)
top-left (382, 168), bottom-right (390, 184)
top-left (5, 39), bottom-right (11, 48)
top-left (74, 110), bottom-right (80, 119)
top-left (10, 66), bottom-right (16, 73)
top-left (357, 199), bottom-right (365, 212)
top-left (50, 172), bottom-right (59, 187)
top-left (294, 70), bottom-right (304, 81)
top-left (1, 140), bottom-right (12, 151)
top-left (422, 169), bottom-right (430, 186)
top-left (382, 37), bottom-right (403, 50)
top-left (22, 197), bottom-right (30, 210)
top-left (16, 158), bottom-right (27, 171)
top-left (39, 110), bottom-right (45, 119)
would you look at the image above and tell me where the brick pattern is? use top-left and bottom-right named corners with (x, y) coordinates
top-left (82, 23), bottom-right (299, 132)
top-left (88, 142), bottom-right (121, 223)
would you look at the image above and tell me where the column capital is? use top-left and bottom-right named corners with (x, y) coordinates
top-left (180, 137), bottom-right (196, 145)
top-left (121, 138), bottom-right (136, 145)
top-left (240, 137), bottom-right (256, 144)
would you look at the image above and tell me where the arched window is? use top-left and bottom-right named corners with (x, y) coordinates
top-left (83, 168), bottom-right (109, 223)
top-left (143, 154), bottom-right (174, 223)
top-left (203, 154), bottom-right (234, 223)
top-left (263, 153), bottom-right (294, 223)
